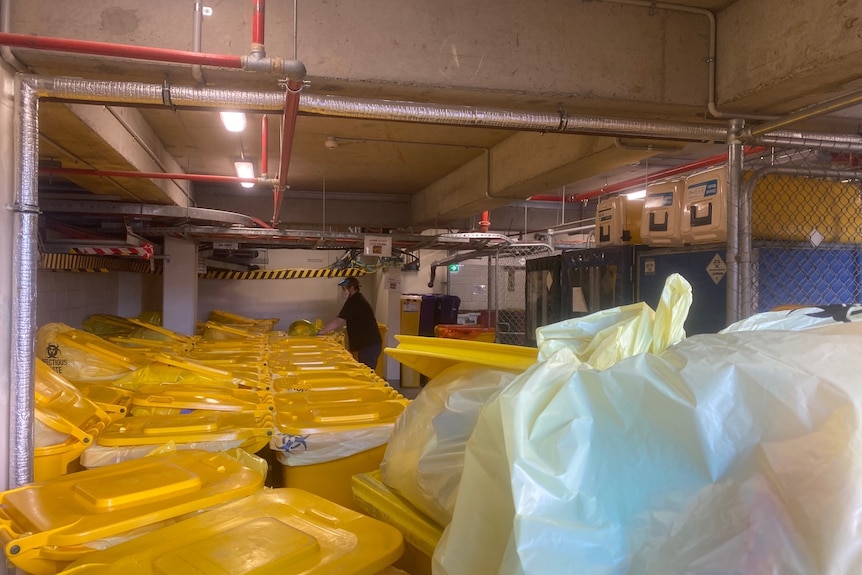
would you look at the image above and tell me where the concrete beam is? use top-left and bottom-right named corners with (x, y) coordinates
top-left (65, 104), bottom-right (191, 206)
top-left (717, 0), bottom-right (862, 115)
top-left (411, 133), bottom-right (653, 225)
top-left (12, 0), bottom-right (711, 116)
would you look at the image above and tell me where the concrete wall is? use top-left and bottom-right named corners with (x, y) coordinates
top-left (35, 271), bottom-right (120, 328)
top-left (198, 249), bottom-right (348, 330)
top-left (196, 186), bottom-right (412, 231)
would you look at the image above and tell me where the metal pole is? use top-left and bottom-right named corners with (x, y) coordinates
top-left (726, 119), bottom-right (744, 325)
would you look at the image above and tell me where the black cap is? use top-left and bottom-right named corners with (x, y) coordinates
top-left (338, 277), bottom-right (360, 289)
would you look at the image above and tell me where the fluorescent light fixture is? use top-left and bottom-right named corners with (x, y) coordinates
top-left (623, 189), bottom-right (646, 200)
top-left (234, 161), bottom-right (255, 188)
top-left (220, 111), bottom-right (247, 132)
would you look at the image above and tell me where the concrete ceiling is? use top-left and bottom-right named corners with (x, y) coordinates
top-left (5, 0), bottom-right (862, 236)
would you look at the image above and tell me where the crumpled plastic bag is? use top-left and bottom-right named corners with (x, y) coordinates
top-left (434, 320), bottom-right (862, 574)
top-left (722, 303), bottom-right (862, 333)
top-left (379, 363), bottom-right (519, 526)
top-left (535, 272), bottom-right (692, 367)
top-left (270, 425), bottom-right (394, 466)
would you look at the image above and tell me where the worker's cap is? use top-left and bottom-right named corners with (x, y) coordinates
top-left (338, 277), bottom-right (360, 289)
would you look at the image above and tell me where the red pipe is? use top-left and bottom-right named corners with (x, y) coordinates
top-left (272, 79), bottom-right (303, 225)
top-left (252, 0), bottom-right (266, 45)
top-left (478, 210), bottom-right (490, 233)
top-left (529, 146), bottom-right (767, 203)
top-left (42, 166), bottom-right (263, 185)
top-left (261, 115), bottom-right (269, 177)
top-left (0, 32), bottom-right (242, 68)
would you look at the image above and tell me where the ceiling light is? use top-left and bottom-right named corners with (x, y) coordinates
top-left (220, 111), bottom-right (247, 132)
top-left (234, 161), bottom-right (255, 188)
top-left (623, 189), bottom-right (646, 200)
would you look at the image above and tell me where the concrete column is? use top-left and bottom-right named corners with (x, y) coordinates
top-left (373, 268), bottom-right (403, 384)
top-left (0, 60), bottom-right (14, 499)
top-left (162, 236), bottom-right (198, 335)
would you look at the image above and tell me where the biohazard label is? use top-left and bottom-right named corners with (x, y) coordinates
top-left (707, 253), bottom-right (727, 284)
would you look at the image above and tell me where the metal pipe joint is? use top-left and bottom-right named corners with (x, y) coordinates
top-left (241, 55), bottom-right (306, 81)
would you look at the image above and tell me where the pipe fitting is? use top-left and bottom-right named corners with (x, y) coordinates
top-left (248, 43), bottom-right (266, 61)
top-left (279, 59), bottom-right (307, 82)
top-left (240, 55), bottom-right (306, 82)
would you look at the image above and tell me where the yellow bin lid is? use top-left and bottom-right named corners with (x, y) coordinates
top-left (61, 488), bottom-right (403, 575)
top-left (271, 375), bottom-right (385, 394)
top-left (96, 411), bottom-right (273, 446)
top-left (1, 450), bottom-right (265, 572)
top-left (131, 385), bottom-right (273, 414)
top-left (274, 387), bottom-right (403, 408)
top-left (35, 360), bottom-right (112, 441)
top-left (385, 334), bottom-right (538, 378)
top-left (275, 400), bottom-right (407, 434)
top-left (54, 329), bottom-right (151, 372)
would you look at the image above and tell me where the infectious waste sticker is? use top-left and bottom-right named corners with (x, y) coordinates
top-left (706, 253), bottom-right (727, 284)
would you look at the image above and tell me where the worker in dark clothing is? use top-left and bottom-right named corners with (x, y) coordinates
top-left (319, 277), bottom-right (383, 369)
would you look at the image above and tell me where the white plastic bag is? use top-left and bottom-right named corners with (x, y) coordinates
top-left (379, 363), bottom-right (519, 526)
top-left (270, 425), bottom-right (394, 466)
top-left (435, 321), bottom-right (862, 574)
top-left (722, 303), bottom-right (862, 333)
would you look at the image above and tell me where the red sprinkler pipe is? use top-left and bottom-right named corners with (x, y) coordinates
top-left (478, 210), bottom-right (491, 232)
top-left (261, 114), bottom-right (269, 178)
top-left (252, 0), bottom-right (266, 45)
top-left (272, 79), bottom-right (303, 226)
top-left (0, 32), bottom-right (242, 68)
top-left (528, 146), bottom-right (767, 203)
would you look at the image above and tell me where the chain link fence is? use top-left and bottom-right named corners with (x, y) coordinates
top-left (446, 243), bottom-right (554, 345)
top-left (742, 148), bottom-right (862, 316)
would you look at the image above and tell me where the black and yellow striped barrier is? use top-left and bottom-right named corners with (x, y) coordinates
top-left (201, 268), bottom-right (366, 280)
top-left (39, 253), bottom-right (157, 274)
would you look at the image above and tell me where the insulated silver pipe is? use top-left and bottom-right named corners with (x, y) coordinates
top-left (10, 79), bottom-right (38, 487)
top-left (755, 134), bottom-right (862, 152)
top-left (300, 93), bottom-right (728, 142)
top-left (28, 76), bottom-right (724, 140)
top-left (28, 75), bottom-right (862, 147)
top-left (743, 89), bottom-right (862, 140)
top-left (739, 165), bottom-right (862, 317)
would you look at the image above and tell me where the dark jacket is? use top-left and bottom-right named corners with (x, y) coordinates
top-left (338, 291), bottom-right (382, 350)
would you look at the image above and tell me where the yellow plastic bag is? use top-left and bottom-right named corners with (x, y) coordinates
top-left (534, 272), bottom-right (692, 368)
top-left (435, 319), bottom-right (862, 574)
top-left (36, 323), bottom-right (150, 383)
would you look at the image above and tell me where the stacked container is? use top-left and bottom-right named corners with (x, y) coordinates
top-left (596, 195), bottom-right (644, 246)
top-left (33, 360), bottom-right (113, 481)
top-left (681, 165), bottom-right (728, 244)
top-left (15, 311), bottom-right (413, 573)
top-left (0, 449), bottom-right (266, 574)
top-left (269, 334), bottom-right (407, 511)
top-left (60, 488), bottom-right (403, 575)
top-left (641, 179), bottom-right (685, 246)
